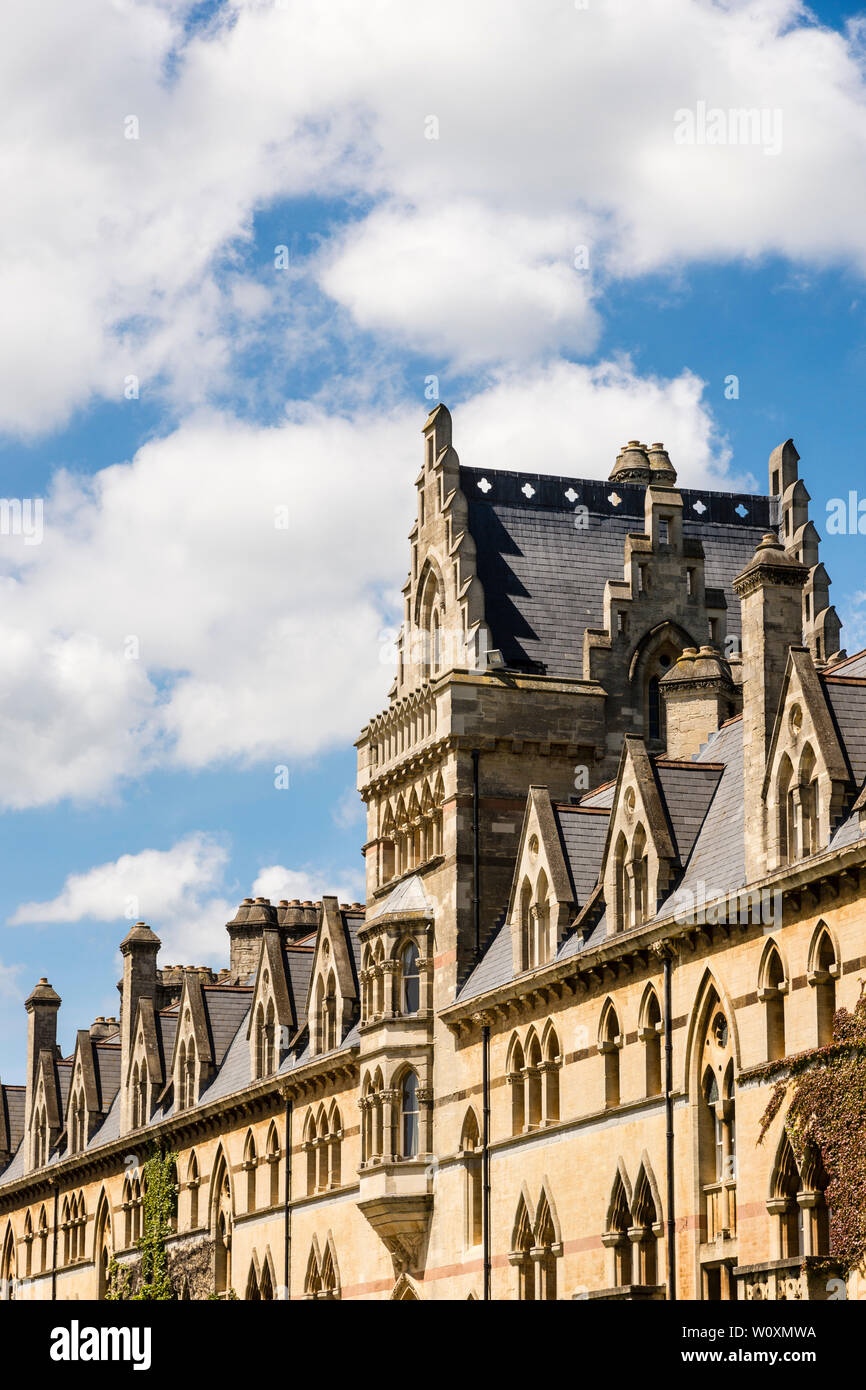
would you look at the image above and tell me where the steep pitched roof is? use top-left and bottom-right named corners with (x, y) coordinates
top-left (463, 467), bottom-right (773, 678)
top-left (553, 805), bottom-right (609, 906)
top-left (822, 676), bottom-right (866, 788)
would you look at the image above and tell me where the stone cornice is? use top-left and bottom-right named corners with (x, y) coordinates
top-left (441, 835), bottom-right (866, 1029)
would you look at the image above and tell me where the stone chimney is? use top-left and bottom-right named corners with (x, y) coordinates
top-left (609, 441), bottom-right (651, 485)
top-left (660, 646), bottom-right (737, 759)
top-left (24, 978), bottom-right (60, 1133)
top-left (226, 897), bottom-right (278, 983)
top-left (733, 532), bottom-right (808, 880)
top-left (119, 922), bottom-right (161, 1134)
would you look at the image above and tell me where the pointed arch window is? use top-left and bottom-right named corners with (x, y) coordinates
top-left (460, 1109), bottom-right (482, 1246)
top-left (542, 1026), bottom-right (561, 1123)
top-left (632, 1169), bottom-right (660, 1286)
top-left (600, 1005), bottom-right (622, 1108)
top-left (604, 1175), bottom-right (631, 1287)
top-left (760, 945), bottom-right (787, 1061)
top-left (244, 1132), bottom-right (257, 1214)
top-left (266, 1125), bottom-right (281, 1206)
top-left (810, 929), bottom-right (837, 1047)
top-left (401, 1071), bottom-right (420, 1159)
top-left (641, 990), bottom-right (663, 1097)
top-left (400, 941), bottom-right (420, 1015)
top-left (507, 1038), bottom-right (525, 1135)
top-left (512, 1197), bottom-right (535, 1300)
top-left (187, 1152), bottom-right (200, 1229)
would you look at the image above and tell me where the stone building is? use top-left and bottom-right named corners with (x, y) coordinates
top-left (1, 407), bottom-right (864, 1301)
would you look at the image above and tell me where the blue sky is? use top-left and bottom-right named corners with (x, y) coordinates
top-left (1, 0), bottom-right (866, 1075)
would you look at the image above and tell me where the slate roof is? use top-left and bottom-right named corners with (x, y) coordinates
top-left (199, 1008), bottom-right (252, 1104)
top-left (554, 806), bottom-right (609, 906)
top-left (827, 650), bottom-right (866, 677)
top-left (201, 987), bottom-right (254, 1065)
top-left (463, 467), bottom-right (774, 678)
top-left (654, 762), bottom-right (726, 866)
top-left (1, 1086), bottom-right (25, 1154)
top-left (655, 720), bottom-right (746, 914)
top-left (92, 1043), bottom-right (122, 1114)
top-left (822, 677), bottom-right (866, 788)
top-left (457, 718), bottom-right (746, 1002)
top-left (284, 944), bottom-right (314, 1023)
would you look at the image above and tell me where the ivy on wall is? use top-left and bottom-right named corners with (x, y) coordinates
top-left (106, 1146), bottom-right (178, 1301)
top-left (759, 990), bottom-right (866, 1273)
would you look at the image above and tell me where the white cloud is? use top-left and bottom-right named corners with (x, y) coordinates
top-left (6, 834), bottom-right (364, 968)
top-left (3, 1), bottom-right (866, 430)
top-left (454, 358), bottom-right (745, 489)
top-left (0, 364), bottom-right (730, 808)
top-left (252, 864), bottom-right (365, 907)
top-left (8, 834), bottom-right (230, 927)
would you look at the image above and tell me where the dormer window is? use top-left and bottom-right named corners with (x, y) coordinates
top-left (659, 517), bottom-right (669, 545)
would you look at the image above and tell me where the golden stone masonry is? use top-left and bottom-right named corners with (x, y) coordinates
top-left (1, 408), bottom-right (863, 1301)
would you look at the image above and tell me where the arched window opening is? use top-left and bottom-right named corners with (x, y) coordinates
top-left (777, 755), bottom-right (794, 864)
top-left (512, 1198), bottom-right (535, 1301)
top-left (267, 1126), bottom-right (280, 1207)
top-left (631, 824), bottom-right (649, 926)
top-left (812, 931), bottom-right (837, 1047)
top-left (305, 1112), bottom-right (318, 1195)
top-left (526, 1034), bottom-right (542, 1129)
top-left (605, 1176), bottom-right (631, 1288)
top-left (508, 1039), bottom-right (525, 1136)
top-left (460, 1109), bottom-right (482, 1247)
top-left (543, 1027), bottom-right (561, 1122)
top-left (213, 1165), bottom-right (232, 1297)
top-left (648, 675), bottom-right (661, 742)
top-left (324, 972), bottom-right (337, 1052)
top-left (642, 991), bottom-right (662, 1097)
top-left (187, 1152), bottom-right (200, 1229)
top-left (519, 878), bottom-right (532, 971)
top-left (614, 833), bottom-right (629, 934)
top-left (401, 1071), bottom-right (420, 1159)
top-left (601, 1006), bottom-right (621, 1108)
top-left (535, 870), bottom-right (550, 967)
top-left (244, 1133), bottom-right (257, 1214)
top-left (401, 941), bottom-right (420, 1015)
top-left (317, 1111), bottom-right (330, 1192)
top-left (632, 1171), bottom-right (659, 1287)
top-left (762, 947), bottom-right (786, 1061)
top-left (535, 1194), bottom-right (559, 1300)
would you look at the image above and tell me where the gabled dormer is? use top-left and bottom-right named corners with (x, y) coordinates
top-left (65, 1032), bottom-right (102, 1153)
top-left (602, 737), bottom-right (678, 936)
top-left (506, 787), bottom-right (576, 973)
top-left (124, 996), bottom-right (166, 1131)
top-left (763, 647), bottom-right (850, 870)
top-left (247, 926), bottom-right (293, 1080)
top-left (170, 974), bottom-right (215, 1113)
top-left (30, 1052), bottom-right (64, 1170)
top-left (307, 898), bottom-right (359, 1057)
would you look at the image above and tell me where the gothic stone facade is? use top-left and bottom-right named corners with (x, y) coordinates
top-left (1, 408), bottom-right (864, 1301)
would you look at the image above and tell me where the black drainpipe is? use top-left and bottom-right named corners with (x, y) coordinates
top-left (481, 1021), bottom-right (491, 1301)
top-left (472, 749), bottom-right (481, 960)
top-left (283, 1092), bottom-right (292, 1302)
top-left (51, 1182), bottom-right (58, 1301)
top-left (663, 949), bottom-right (676, 1301)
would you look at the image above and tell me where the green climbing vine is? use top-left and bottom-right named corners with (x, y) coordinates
top-left (759, 988), bottom-right (866, 1274)
top-left (107, 1146), bottom-right (178, 1301)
